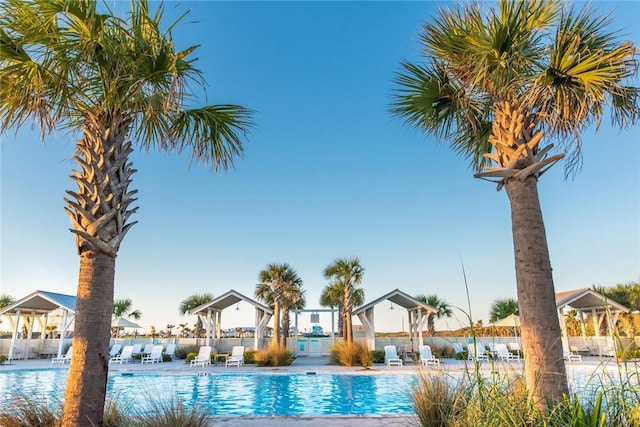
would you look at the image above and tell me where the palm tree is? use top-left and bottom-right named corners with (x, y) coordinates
top-left (415, 294), bottom-right (453, 337)
top-left (112, 297), bottom-right (142, 337)
top-left (0, 2), bottom-right (253, 422)
top-left (179, 293), bottom-right (214, 338)
top-left (320, 282), bottom-right (364, 338)
top-left (255, 263), bottom-right (303, 347)
top-left (0, 294), bottom-right (14, 309)
top-left (166, 324), bottom-right (175, 338)
top-left (323, 257), bottom-right (364, 343)
top-left (280, 284), bottom-right (307, 345)
top-left (489, 298), bottom-right (519, 323)
top-left (392, 0), bottom-right (638, 406)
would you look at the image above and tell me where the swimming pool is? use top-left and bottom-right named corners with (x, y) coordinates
top-left (0, 370), bottom-right (417, 416)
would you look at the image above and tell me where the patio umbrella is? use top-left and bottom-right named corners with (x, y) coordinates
top-left (111, 317), bottom-right (141, 339)
top-left (493, 314), bottom-right (520, 341)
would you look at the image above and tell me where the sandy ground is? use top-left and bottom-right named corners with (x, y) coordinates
top-left (1, 355), bottom-right (628, 426)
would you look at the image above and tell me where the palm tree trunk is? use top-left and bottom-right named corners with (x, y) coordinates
top-left (281, 308), bottom-right (290, 348)
top-left (505, 177), bottom-right (568, 408)
top-left (273, 302), bottom-right (281, 348)
top-left (62, 250), bottom-right (114, 425)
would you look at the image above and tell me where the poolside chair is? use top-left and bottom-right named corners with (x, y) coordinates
top-left (141, 343), bottom-right (154, 357)
top-left (109, 345), bottom-right (134, 364)
top-left (453, 343), bottom-right (465, 355)
top-left (190, 346), bottom-right (212, 367)
top-left (495, 343), bottom-right (519, 361)
top-left (467, 343), bottom-right (489, 361)
top-left (384, 345), bottom-right (402, 366)
top-left (563, 348), bottom-right (582, 362)
top-left (164, 343), bottom-right (176, 360)
top-left (109, 344), bottom-right (122, 358)
top-left (418, 345), bottom-right (440, 367)
top-left (131, 344), bottom-right (143, 358)
top-left (226, 346), bottom-right (245, 367)
top-left (141, 345), bottom-right (163, 364)
top-left (508, 342), bottom-right (522, 357)
top-left (51, 346), bottom-right (72, 364)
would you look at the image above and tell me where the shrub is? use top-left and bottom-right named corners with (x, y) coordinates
top-left (254, 343), bottom-right (293, 366)
top-left (370, 349), bottom-right (385, 364)
top-left (329, 341), bottom-right (370, 367)
top-left (0, 395), bottom-right (60, 427)
top-left (175, 345), bottom-right (199, 360)
top-left (184, 352), bottom-right (198, 364)
top-left (0, 355), bottom-right (7, 364)
top-left (243, 350), bottom-right (256, 364)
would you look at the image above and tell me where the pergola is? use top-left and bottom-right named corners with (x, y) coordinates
top-left (190, 289), bottom-right (272, 350)
top-left (556, 288), bottom-right (629, 352)
top-left (352, 288), bottom-right (437, 352)
top-left (0, 290), bottom-right (76, 360)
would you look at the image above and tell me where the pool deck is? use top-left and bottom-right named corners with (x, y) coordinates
top-left (1, 356), bottom-right (632, 426)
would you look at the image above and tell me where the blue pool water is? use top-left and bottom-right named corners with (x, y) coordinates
top-left (0, 370), bottom-right (417, 416)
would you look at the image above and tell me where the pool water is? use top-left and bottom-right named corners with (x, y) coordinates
top-left (0, 370), bottom-right (417, 416)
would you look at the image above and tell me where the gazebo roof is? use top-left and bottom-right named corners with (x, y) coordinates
top-left (353, 288), bottom-right (437, 315)
top-left (556, 288), bottom-right (629, 314)
top-left (0, 290), bottom-right (76, 316)
top-left (190, 289), bottom-right (273, 315)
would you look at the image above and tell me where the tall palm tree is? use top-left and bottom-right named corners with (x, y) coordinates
top-left (179, 293), bottom-right (215, 339)
top-left (0, 1), bottom-right (252, 423)
top-left (112, 297), bottom-right (142, 337)
top-left (415, 294), bottom-right (453, 337)
top-left (255, 263), bottom-right (303, 347)
top-left (320, 282), bottom-right (364, 338)
top-left (392, 0), bottom-right (638, 406)
top-left (323, 257), bottom-right (364, 343)
top-left (280, 284), bottom-right (306, 346)
top-left (489, 298), bottom-right (519, 323)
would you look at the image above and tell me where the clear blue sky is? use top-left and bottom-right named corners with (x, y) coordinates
top-left (1, 1), bottom-right (639, 335)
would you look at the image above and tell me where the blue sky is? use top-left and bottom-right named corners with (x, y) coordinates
top-left (1, 1), bottom-right (639, 335)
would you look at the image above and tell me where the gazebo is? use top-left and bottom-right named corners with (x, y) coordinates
top-left (190, 289), bottom-right (273, 350)
top-left (0, 290), bottom-right (76, 360)
top-left (352, 288), bottom-right (437, 352)
top-left (556, 288), bottom-right (630, 354)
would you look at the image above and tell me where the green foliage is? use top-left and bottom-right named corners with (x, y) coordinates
top-left (548, 393), bottom-right (606, 427)
top-left (184, 352), bottom-right (198, 364)
top-left (329, 341), bottom-right (370, 367)
top-left (0, 355), bottom-right (7, 364)
top-left (254, 343), bottom-right (294, 366)
top-left (413, 373), bottom-right (468, 427)
top-left (243, 350), bottom-right (256, 364)
top-left (370, 349), bottom-right (385, 364)
top-left (618, 349), bottom-right (640, 360)
top-left (0, 394), bottom-right (59, 427)
top-left (175, 345), bottom-right (199, 360)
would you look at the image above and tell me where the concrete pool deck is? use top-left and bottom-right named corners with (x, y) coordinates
top-left (1, 356), bottom-right (634, 426)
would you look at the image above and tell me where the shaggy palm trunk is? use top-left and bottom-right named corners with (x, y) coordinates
top-left (62, 113), bottom-right (137, 426)
top-left (505, 177), bottom-right (568, 408)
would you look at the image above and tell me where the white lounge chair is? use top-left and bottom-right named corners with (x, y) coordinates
top-left (563, 348), bottom-right (582, 362)
top-left (467, 343), bottom-right (489, 361)
top-left (110, 345), bottom-right (133, 364)
top-left (226, 346), bottom-right (245, 367)
top-left (141, 345), bottom-right (163, 364)
top-left (508, 342), bottom-right (522, 357)
top-left (453, 343), bottom-right (465, 354)
top-left (141, 344), bottom-right (154, 357)
top-left (109, 344), bottom-right (122, 358)
top-left (131, 344), bottom-right (143, 358)
top-left (190, 346), bottom-right (212, 367)
top-left (495, 343), bottom-right (519, 361)
top-left (164, 343), bottom-right (176, 359)
top-left (384, 345), bottom-right (402, 366)
top-left (51, 346), bottom-right (72, 364)
top-left (418, 345), bottom-right (440, 366)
